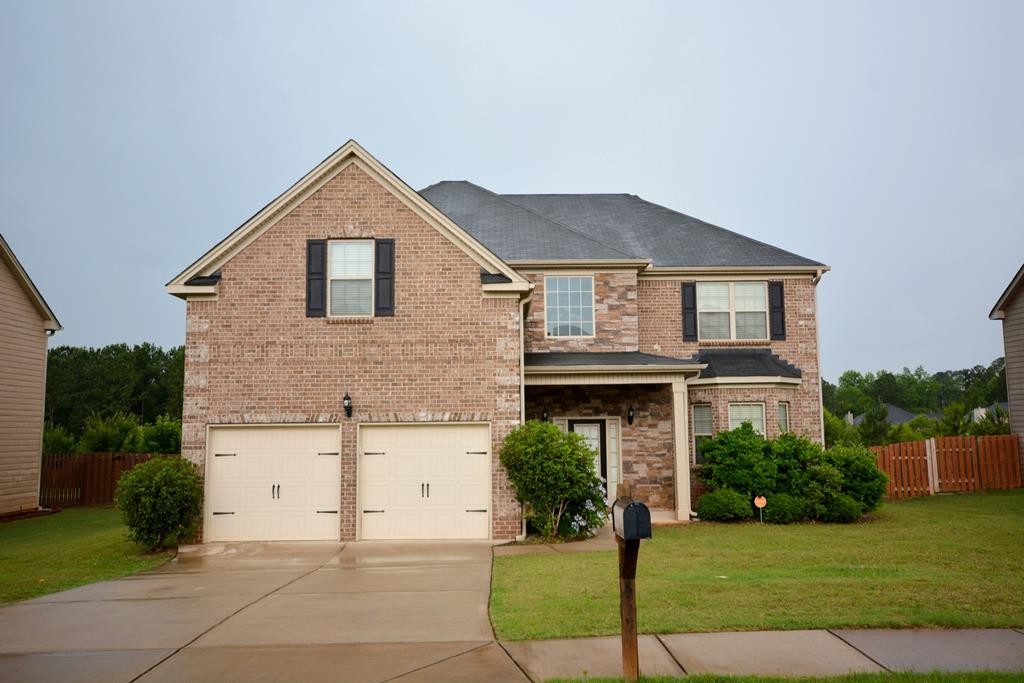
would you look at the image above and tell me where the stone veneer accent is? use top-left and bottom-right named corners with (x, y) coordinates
top-left (182, 163), bottom-right (523, 541)
top-left (523, 271), bottom-right (639, 352)
top-left (526, 384), bottom-right (676, 511)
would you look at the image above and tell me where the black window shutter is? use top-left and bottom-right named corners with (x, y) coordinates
top-left (374, 239), bottom-right (395, 317)
top-left (769, 281), bottom-right (786, 340)
top-left (306, 240), bottom-right (326, 317)
top-left (681, 282), bottom-right (698, 341)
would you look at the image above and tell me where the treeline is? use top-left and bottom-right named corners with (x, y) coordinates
top-left (44, 343), bottom-right (184, 454)
top-left (822, 358), bottom-right (1010, 447)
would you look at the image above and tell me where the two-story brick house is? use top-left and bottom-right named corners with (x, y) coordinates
top-left (167, 141), bottom-right (828, 542)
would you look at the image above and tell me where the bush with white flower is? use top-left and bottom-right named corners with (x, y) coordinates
top-left (500, 420), bottom-right (608, 540)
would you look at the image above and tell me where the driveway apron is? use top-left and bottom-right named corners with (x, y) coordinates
top-left (0, 541), bottom-right (527, 683)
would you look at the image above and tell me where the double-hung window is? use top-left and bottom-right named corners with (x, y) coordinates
top-left (696, 282), bottom-right (768, 340)
top-left (728, 403), bottom-right (766, 435)
top-left (692, 404), bottom-right (713, 464)
top-left (545, 276), bottom-right (594, 337)
top-left (778, 402), bottom-right (790, 433)
top-left (328, 240), bottom-right (374, 316)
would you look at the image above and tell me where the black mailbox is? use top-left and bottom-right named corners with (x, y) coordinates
top-left (612, 497), bottom-right (652, 541)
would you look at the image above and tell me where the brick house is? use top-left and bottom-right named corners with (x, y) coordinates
top-left (990, 263), bottom-right (1024, 460)
top-left (167, 141), bottom-right (828, 542)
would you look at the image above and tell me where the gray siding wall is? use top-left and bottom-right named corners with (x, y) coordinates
top-left (0, 256), bottom-right (48, 515)
top-left (1003, 289), bottom-right (1024, 463)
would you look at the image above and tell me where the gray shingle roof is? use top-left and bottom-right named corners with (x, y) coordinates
top-left (525, 351), bottom-right (699, 368)
top-left (420, 181), bottom-right (825, 268)
top-left (695, 348), bottom-right (802, 379)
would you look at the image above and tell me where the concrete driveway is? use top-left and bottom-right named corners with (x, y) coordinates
top-left (0, 542), bottom-right (527, 683)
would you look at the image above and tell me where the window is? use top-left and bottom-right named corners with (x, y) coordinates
top-left (778, 402), bottom-right (790, 433)
top-left (545, 276), bottom-right (594, 337)
top-left (696, 282), bottom-right (768, 340)
top-left (728, 403), bottom-right (766, 435)
top-left (692, 404), bottom-right (713, 464)
top-left (328, 240), bottom-right (373, 316)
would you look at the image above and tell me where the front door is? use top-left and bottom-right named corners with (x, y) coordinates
top-left (569, 419), bottom-right (606, 497)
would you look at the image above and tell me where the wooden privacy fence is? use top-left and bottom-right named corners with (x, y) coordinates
top-left (872, 435), bottom-right (1021, 500)
top-left (39, 453), bottom-right (170, 508)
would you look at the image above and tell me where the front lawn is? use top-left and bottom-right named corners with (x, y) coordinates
top-left (491, 491), bottom-right (1024, 640)
top-left (551, 674), bottom-right (1024, 683)
top-left (0, 507), bottom-right (173, 605)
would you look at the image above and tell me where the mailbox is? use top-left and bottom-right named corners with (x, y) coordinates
top-left (612, 497), bottom-right (652, 541)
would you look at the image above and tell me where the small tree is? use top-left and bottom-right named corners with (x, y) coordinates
top-left (43, 425), bottom-right (76, 454)
top-left (77, 411), bottom-right (142, 452)
top-left (139, 415), bottom-right (182, 454)
top-left (114, 457), bottom-right (202, 550)
top-left (857, 400), bottom-right (890, 446)
top-left (499, 420), bottom-right (606, 540)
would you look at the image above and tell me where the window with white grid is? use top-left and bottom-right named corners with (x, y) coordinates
top-left (545, 276), bottom-right (594, 337)
top-left (696, 282), bottom-right (768, 340)
top-left (328, 240), bottom-right (373, 316)
top-left (693, 404), bottom-right (713, 464)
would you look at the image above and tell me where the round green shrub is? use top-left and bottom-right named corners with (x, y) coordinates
top-left (697, 489), bottom-right (753, 522)
top-left (114, 457), bottom-right (203, 550)
top-left (826, 445), bottom-right (888, 512)
top-left (500, 420), bottom-right (606, 540)
top-left (821, 493), bottom-right (864, 523)
top-left (698, 424), bottom-right (776, 497)
top-left (762, 492), bottom-right (807, 524)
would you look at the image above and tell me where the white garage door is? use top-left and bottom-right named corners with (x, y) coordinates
top-left (205, 425), bottom-right (341, 542)
top-left (359, 424), bottom-right (491, 540)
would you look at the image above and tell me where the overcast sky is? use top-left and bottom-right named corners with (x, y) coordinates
top-left (2, 1), bottom-right (1021, 381)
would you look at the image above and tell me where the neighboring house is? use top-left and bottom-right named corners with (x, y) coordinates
top-left (0, 234), bottom-right (61, 516)
top-left (166, 141), bottom-right (828, 542)
top-left (850, 403), bottom-right (940, 426)
top-left (990, 263), bottom-right (1024, 459)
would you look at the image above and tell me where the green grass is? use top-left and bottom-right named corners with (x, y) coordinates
top-left (549, 674), bottom-right (1024, 683)
top-left (0, 507), bottom-right (173, 605)
top-left (491, 491), bottom-right (1024, 640)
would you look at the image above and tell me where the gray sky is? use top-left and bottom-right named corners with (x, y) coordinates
top-left (2, 1), bottom-right (1021, 381)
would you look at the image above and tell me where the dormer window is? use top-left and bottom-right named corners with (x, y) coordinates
top-left (545, 276), bottom-right (594, 337)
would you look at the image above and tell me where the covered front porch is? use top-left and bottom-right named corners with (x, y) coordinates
top-left (523, 352), bottom-right (706, 521)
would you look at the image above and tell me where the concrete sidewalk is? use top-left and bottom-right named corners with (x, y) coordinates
top-left (499, 628), bottom-right (1024, 681)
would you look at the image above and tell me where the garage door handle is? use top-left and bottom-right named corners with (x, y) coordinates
top-left (466, 509), bottom-right (488, 513)
top-left (466, 451), bottom-right (488, 455)
top-left (316, 510), bottom-right (338, 514)
top-left (426, 483), bottom-right (429, 498)
top-left (421, 483), bottom-right (424, 498)
top-left (214, 453), bottom-right (236, 457)
top-left (318, 452), bottom-right (339, 456)
top-left (363, 509), bottom-right (385, 513)
top-left (212, 511), bottom-right (234, 515)
top-left (364, 451), bottom-right (386, 455)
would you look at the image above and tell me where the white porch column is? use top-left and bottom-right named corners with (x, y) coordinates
top-left (672, 380), bottom-right (692, 521)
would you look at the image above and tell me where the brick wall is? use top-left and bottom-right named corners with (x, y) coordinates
top-left (524, 271), bottom-right (639, 352)
top-left (525, 384), bottom-right (676, 512)
top-left (639, 276), bottom-right (823, 443)
top-left (182, 163), bottom-right (523, 540)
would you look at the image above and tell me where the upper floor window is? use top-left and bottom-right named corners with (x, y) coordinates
top-left (329, 240), bottom-right (373, 316)
top-left (696, 282), bottom-right (768, 340)
top-left (545, 276), bottom-right (594, 337)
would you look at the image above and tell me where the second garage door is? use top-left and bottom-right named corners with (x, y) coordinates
top-left (359, 423), bottom-right (491, 540)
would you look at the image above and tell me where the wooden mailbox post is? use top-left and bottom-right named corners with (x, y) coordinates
top-left (612, 483), bottom-right (652, 683)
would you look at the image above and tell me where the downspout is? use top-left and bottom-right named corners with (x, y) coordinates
top-left (813, 269), bottom-right (826, 444)
top-left (516, 289), bottom-right (533, 542)
top-left (687, 374), bottom-right (699, 520)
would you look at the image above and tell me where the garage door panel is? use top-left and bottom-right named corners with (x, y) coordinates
top-left (359, 424), bottom-right (490, 540)
top-left (205, 426), bottom-right (340, 542)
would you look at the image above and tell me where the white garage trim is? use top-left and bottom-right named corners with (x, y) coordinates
top-left (357, 422), bottom-right (492, 540)
top-left (204, 423), bottom-right (341, 542)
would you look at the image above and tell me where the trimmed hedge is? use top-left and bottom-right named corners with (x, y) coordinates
top-left (698, 426), bottom-right (887, 524)
top-left (697, 489), bottom-right (753, 522)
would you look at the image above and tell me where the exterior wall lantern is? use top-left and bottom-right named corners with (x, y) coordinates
top-left (342, 392), bottom-right (353, 418)
top-left (627, 405), bottom-right (635, 425)
top-left (542, 408), bottom-right (549, 422)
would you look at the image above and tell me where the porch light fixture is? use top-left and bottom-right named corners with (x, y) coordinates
top-left (342, 392), bottom-right (353, 418)
top-left (627, 405), bottom-right (635, 425)
top-left (541, 408), bottom-right (549, 422)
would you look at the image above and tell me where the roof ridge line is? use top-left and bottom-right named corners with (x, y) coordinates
top-left (629, 194), bottom-right (826, 267)
top-left (461, 182), bottom-right (643, 260)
